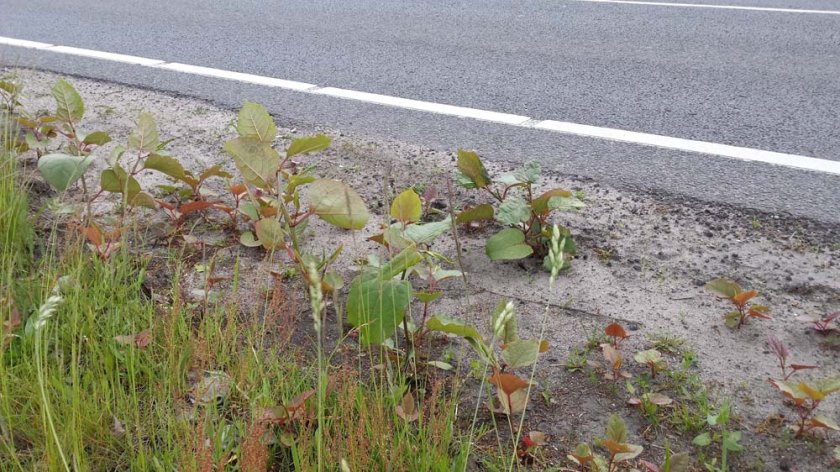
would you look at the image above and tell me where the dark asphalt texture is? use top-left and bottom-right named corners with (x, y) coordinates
top-left (1, 0), bottom-right (839, 224)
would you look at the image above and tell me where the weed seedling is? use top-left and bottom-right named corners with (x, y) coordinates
top-left (692, 401), bottom-right (743, 472)
top-left (605, 322), bottom-right (630, 348)
top-left (567, 414), bottom-right (643, 472)
top-left (766, 333), bottom-right (816, 380)
top-left (706, 278), bottom-right (771, 329)
top-left (634, 349), bottom-right (666, 378)
top-left (768, 376), bottom-right (840, 438)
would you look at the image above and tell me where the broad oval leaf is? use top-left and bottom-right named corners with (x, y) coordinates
top-left (706, 278), bottom-right (742, 299)
top-left (100, 167), bottom-right (142, 199)
top-left (307, 179), bottom-right (369, 230)
top-left (82, 131), bottom-right (111, 146)
top-left (346, 278), bottom-right (411, 345)
top-left (223, 137), bottom-right (280, 189)
top-left (128, 112), bottom-right (160, 152)
top-left (456, 203), bottom-right (494, 224)
top-left (52, 79), bottom-right (84, 122)
top-left (236, 101), bottom-right (276, 143)
top-left (497, 196), bottom-right (530, 225)
top-left (457, 149), bottom-right (491, 188)
top-left (38, 153), bottom-right (95, 191)
top-left (485, 228), bottom-right (533, 261)
top-left (501, 339), bottom-right (541, 369)
top-left (254, 218), bottom-right (286, 250)
top-left (144, 154), bottom-right (188, 181)
top-left (390, 188), bottom-right (422, 223)
top-left (286, 134), bottom-right (331, 158)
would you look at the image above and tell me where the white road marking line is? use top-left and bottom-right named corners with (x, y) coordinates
top-left (48, 46), bottom-right (165, 66)
top-left (0, 37), bottom-right (53, 49)
top-left (536, 121), bottom-right (840, 175)
top-left (314, 87), bottom-right (531, 125)
top-left (156, 63), bottom-right (317, 91)
top-left (1, 35), bottom-right (839, 177)
top-left (567, 0), bottom-right (840, 15)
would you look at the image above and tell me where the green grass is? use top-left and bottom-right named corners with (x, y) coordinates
top-left (0, 124), bottom-right (471, 471)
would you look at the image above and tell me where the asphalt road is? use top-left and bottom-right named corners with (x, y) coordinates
top-left (2, 0), bottom-right (840, 223)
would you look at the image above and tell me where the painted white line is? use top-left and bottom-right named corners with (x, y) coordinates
top-left (314, 87), bottom-right (531, 125)
top-left (567, 0), bottom-right (840, 15)
top-left (0, 37), bottom-right (53, 49)
top-left (2, 35), bottom-right (839, 176)
top-left (536, 120), bottom-right (840, 175)
top-left (48, 46), bottom-right (164, 66)
top-left (156, 63), bottom-right (317, 91)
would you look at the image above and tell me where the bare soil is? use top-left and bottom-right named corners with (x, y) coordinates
top-left (11, 69), bottom-right (840, 471)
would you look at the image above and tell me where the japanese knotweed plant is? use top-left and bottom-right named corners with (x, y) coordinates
top-left (223, 102), bottom-right (369, 253)
top-left (567, 414), bottom-right (643, 472)
top-left (705, 278), bottom-right (771, 329)
top-left (768, 376), bottom-right (840, 438)
top-left (454, 149), bottom-right (583, 269)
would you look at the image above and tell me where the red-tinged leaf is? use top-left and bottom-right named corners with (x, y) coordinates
top-left (180, 200), bottom-right (217, 216)
top-left (602, 438), bottom-right (631, 456)
top-left (158, 200), bottom-right (176, 211)
top-left (790, 364), bottom-right (818, 372)
top-left (539, 339), bottom-right (549, 353)
top-left (230, 183), bottom-right (247, 196)
top-left (526, 431), bottom-right (548, 447)
top-left (601, 343), bottom-right (623, 369)
top-left (605, 322), bottom-right (628, 340)
top-left (82, 225), bottom-right (103, 246)
top-left (732, 290), bottom-right (758, 306)
top-left (367, 233), bottom-right (386, 246)
top-left (809, 415), bottom-right (840, 431)
top-left (748, 305), bottom-right (771, 319)
top-left (627, 398), bottom-right (642, 407)
top-left (134, 329), bottom-right (152, 348)
top-left (285, 389), bottom-right (316, 414)
top-left (647, 393), bottom-right (673, 406)
top-left (489, 372), bottom-right (530, 395)
top-left (767, 334), bottom-right (788, 362)
top-left (395, 391), bottom-right (420, 422)
top-left (639, 459), bottom-right (661, 472)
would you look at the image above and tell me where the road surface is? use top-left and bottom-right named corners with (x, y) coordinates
top-left (2, 0), bottom-right (839, 223)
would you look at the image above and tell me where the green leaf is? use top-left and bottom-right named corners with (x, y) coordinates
top-left (531, 188), bottom-right (572, 214)
top-left (485, 228), bottom-right (533, 261)
top-left (614, 444), bottom-right (643, 462)
top-left (239, 202), bottom-right (260, 221)
top-left (403, 216), bottom-right (452, 245)
top-left (254, 218), bottom-right (286, 250)
top-left (377, 246), bottom-right (422, 280)
top-left (692, 432), bottom-right (711, 447)
top-left (128, 112), bottom-right (160, 152)
top-left (130, 191), bottom-right (156, 209)
top-left (633, 349), bottom-right (664, 366)
top-left (37, 153), bottom-right (95, 191)
top-left (415, 291), bottom-right (443, 303)
top-left (605, 414), bottom-right (628, 443)
top-left (547, 195), bottom-right (585, 211)
top-left (457, 149), bottom-right (491, 188)
top-left (706, 278), bottom-right (741, 299)
top-left (513, 160), bottom-right (541, 184)
top-left (497, 196), bottom-right (530, 225)
top-left (286, 174), bottom-right (316, 195)
top-left (722, 431), bottom-right (743, 452)
top-left (224, 137), bottom-right (281, 189)
top-left (391, 188), bottom-right (422, 223)
top-left (286, 134), bottom-right (331, 158)
top-left (144, 154), bottom-right (188, 182)
top-left (346, 278), bottom-right (411, 345)
top-left (306, 179), bottom-right (369, 230)
top-left (456, 203), bottom-right (494, 224)
top-left (723, 311), bottom-right (741, 329)
top-left (100, 167), bottom-right (141, 198)
top-left (427, 361), bottom-right (453, 371)
top-left (82, 131), bottom-right (111, 146)
top-left (239, 231), bottom-right (262, 247)
top-left (236, 101), bottom-right (276, 143)
top-left (52, 79), bottom-right (84, 122)
top-left (665, 452), bottom-right (690, 472)
top-left (502, 339), bottom-right (541, 369)
top-left (426, 315), bottom-right (482, 341)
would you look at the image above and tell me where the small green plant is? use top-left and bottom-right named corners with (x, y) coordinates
top-left (768, 376), bottom-right (840, 438)
top-left (705, 278), bottom-right (771, 329)
top-left (692, 401), bottom-right (743, 472)
top-left (453, 150), bottom-right (583, 269)
top-left (634, 349), bottom-right (666, 378)
top-left (638, 442), bottom-right (689, 472)
top-left (224, 102), bottom-right (369, 252)
top-left (626, 382), bottom-right (673, 424)
top-left (567, 414), bottom-right (643, 472)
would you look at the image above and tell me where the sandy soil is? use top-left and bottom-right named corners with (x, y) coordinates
top-left (8, 68), bottom-right (840, 471)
